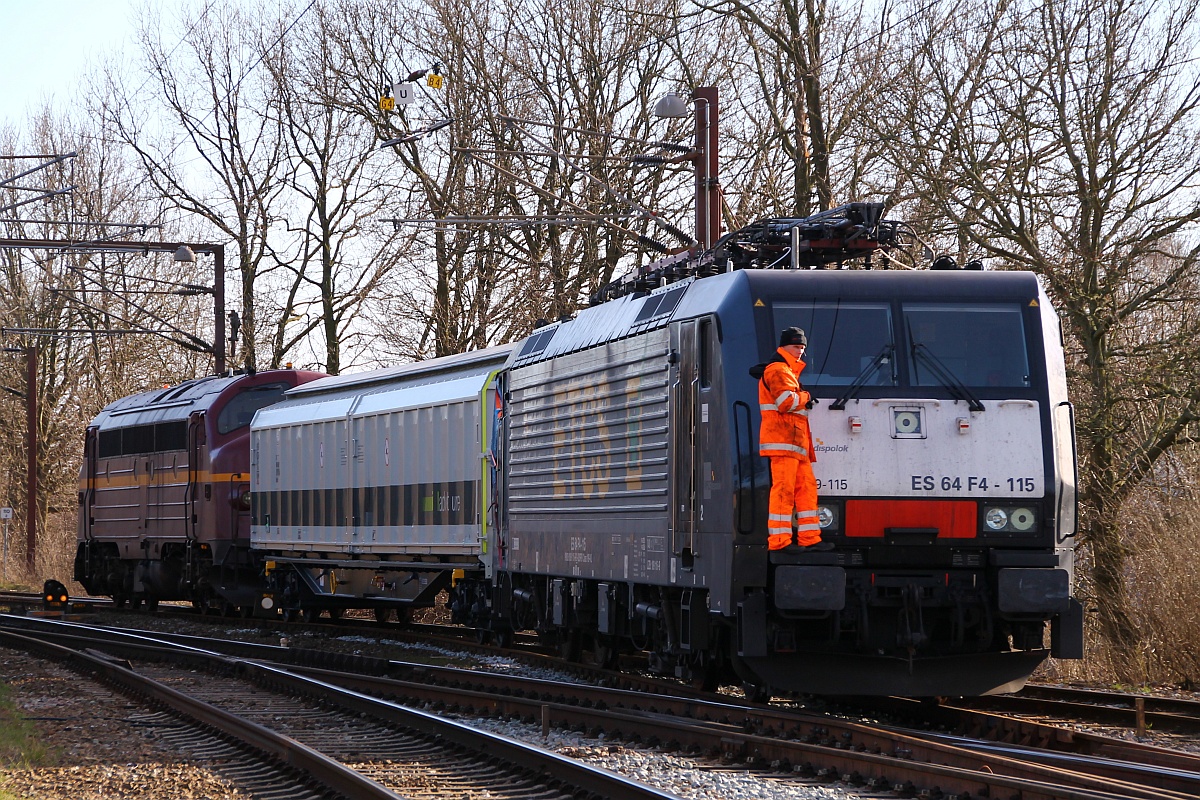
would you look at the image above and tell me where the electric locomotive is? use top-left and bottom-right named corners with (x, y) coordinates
top-left (75, 368), bottom-right (325, 612)
top-left (484, 263), bottom-right (1081, 696)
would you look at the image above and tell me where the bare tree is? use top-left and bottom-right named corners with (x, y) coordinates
top-left (103, 0), bottom-right (289, 372)
top-left (0, 111), bottom-right (203, 582)
top-left (496, 0), bottom-right (702, 312)
top-left (260, 2), bottom-right (407, 373)
top-left (876, 0), bottom-right (1200, 675)
top-left (316, 0), bottom-right (503, 357)
top-left (322, 0), bottom-right (720, 357)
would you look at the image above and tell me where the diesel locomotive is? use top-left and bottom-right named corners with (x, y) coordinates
top-left (77, 203), bottom-right (1084, 697)
top-left (75, 368), bottom-right (325, 612)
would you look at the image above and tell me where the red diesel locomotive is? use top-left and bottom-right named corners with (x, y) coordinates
top-left (75, 368), bottom-right (324, 612)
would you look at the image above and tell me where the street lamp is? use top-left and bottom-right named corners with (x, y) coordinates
top-left (653, 87), bottom-right (721, 250)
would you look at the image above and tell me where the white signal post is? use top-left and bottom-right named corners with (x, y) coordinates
top-left (0, 506), bottom-right (11, 580)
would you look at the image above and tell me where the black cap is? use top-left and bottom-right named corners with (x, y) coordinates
top-left (779, 327), bottom-right (808, 348)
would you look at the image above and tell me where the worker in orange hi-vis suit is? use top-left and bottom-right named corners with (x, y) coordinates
top-left (751, 327), bottom-right (833, 552)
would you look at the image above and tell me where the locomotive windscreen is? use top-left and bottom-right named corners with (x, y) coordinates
top-left (773, 301), bottom-right (896, 387)
top-left (903, 303), bottom-right (1030, 388)
top-left (775, 299), bottom-right (1032, 390)
top-left (218, 382), bottom-right (290, 434)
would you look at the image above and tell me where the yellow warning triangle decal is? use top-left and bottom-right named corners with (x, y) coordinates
top-left (754, 299), bottom-right (765, 307)
top-left (1029, 298), bottom-right (1039, 307)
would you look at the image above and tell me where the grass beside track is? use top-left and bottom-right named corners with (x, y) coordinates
top-left (0, 679), bottom-right (54, 799)
top-left (0, 682), bottom-right (50, 765)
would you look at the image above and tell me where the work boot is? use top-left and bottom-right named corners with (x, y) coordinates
top-left (797, 541), bottom-right (834, 551)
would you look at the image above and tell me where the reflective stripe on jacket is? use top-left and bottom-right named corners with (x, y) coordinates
top-left (758, 348), bottom-right (816, 461)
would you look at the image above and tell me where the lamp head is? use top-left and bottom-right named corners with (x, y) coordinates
top-left (653, 92), bottom-right (691, 118)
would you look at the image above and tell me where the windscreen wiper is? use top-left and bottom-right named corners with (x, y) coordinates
top-left (830, 343), bottom-right (895, 410)
top-left (911, 343), bottom-right (986, 412)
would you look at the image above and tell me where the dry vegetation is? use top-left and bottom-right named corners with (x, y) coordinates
top-left (1037, 454), bottom-right (1200, 688)
top-left (1084, 476), bottom-right (1200, 686)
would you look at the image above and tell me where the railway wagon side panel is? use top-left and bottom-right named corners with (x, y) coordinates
top-left (348, 389), bottom-right (483, 555)
top-left (252, 396), bottom-right (354, 551)
top-left (504, 329), bottom-right (674, 584)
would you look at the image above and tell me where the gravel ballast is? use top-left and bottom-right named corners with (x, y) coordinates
top-left (0, 644), bottom-right (855, 799)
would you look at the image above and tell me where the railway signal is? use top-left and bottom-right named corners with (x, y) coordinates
top-left (42, 579), bottom-right (68, 611)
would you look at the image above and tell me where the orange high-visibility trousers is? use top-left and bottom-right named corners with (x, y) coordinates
top-left (767, 456), bottom-right (821, 550)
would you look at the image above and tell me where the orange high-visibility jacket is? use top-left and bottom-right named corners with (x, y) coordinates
top-left (757, 348), bottom-right (816, 461)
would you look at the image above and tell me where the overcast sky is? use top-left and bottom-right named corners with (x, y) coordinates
top-left (1, 0), bottom-right (136, 128)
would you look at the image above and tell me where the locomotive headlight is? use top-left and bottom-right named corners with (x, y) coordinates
top-left (817, 506), bottom-right (836, 529)
top-left (981, 505), bottom-right (1039, 533)
top-left (240, 491), bottom-right (252, 509)
top-left (1009, 507), bottom-right (1036, 531)
top-left (894, 411), bottom-right (921, 434)
top-left (984, 507), bottom-right (1009, 530)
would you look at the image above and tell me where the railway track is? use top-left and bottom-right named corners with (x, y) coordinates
top-left (8, 590), bottom-right (1200, 723)
top-left (3, 613), bottom-right (1197, 800)
top-left (0, 615), bottom-right (681, 800)
top-left (958, 684), bottom-right (1200, 734)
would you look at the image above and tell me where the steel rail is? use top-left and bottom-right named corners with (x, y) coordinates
top-left (17, 615), bottom-right (1200, 788)
top-left (960, 688), bottom-right (1200, 733)
top-left (287, 664), bottom-right (1199, 800)
top-left (0, 628), bottom-right (407, 800)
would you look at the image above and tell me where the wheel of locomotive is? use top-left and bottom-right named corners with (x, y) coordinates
top-left (113, 596), bottom-right (127, 610)
top-left (742, 681), bottom-right (772, 704)
top-left (302, 608), bottom-right (321, 623)
top-left (129, 597), bottom-right (142, 611)
top-left (493, 627), bottom-right (513, 648)
top-left (373, 607), bottom-right (392, 625)
top-left (474, 627), bottom-right (492, 645)
top-left (689, 655), bottom-right (721, 692)
top-left (282, 608), bottom-right (299, 623)
top-left (558, 628), bottom-right (583, 662)
top-left (591, 633), bottom-right (620, 670)
top-left (192, 588), bottom-right (218, 615)
top-left (145, 598), bottom-right (159, 613)
top-left (328, 607), bottom-right (343, 622)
